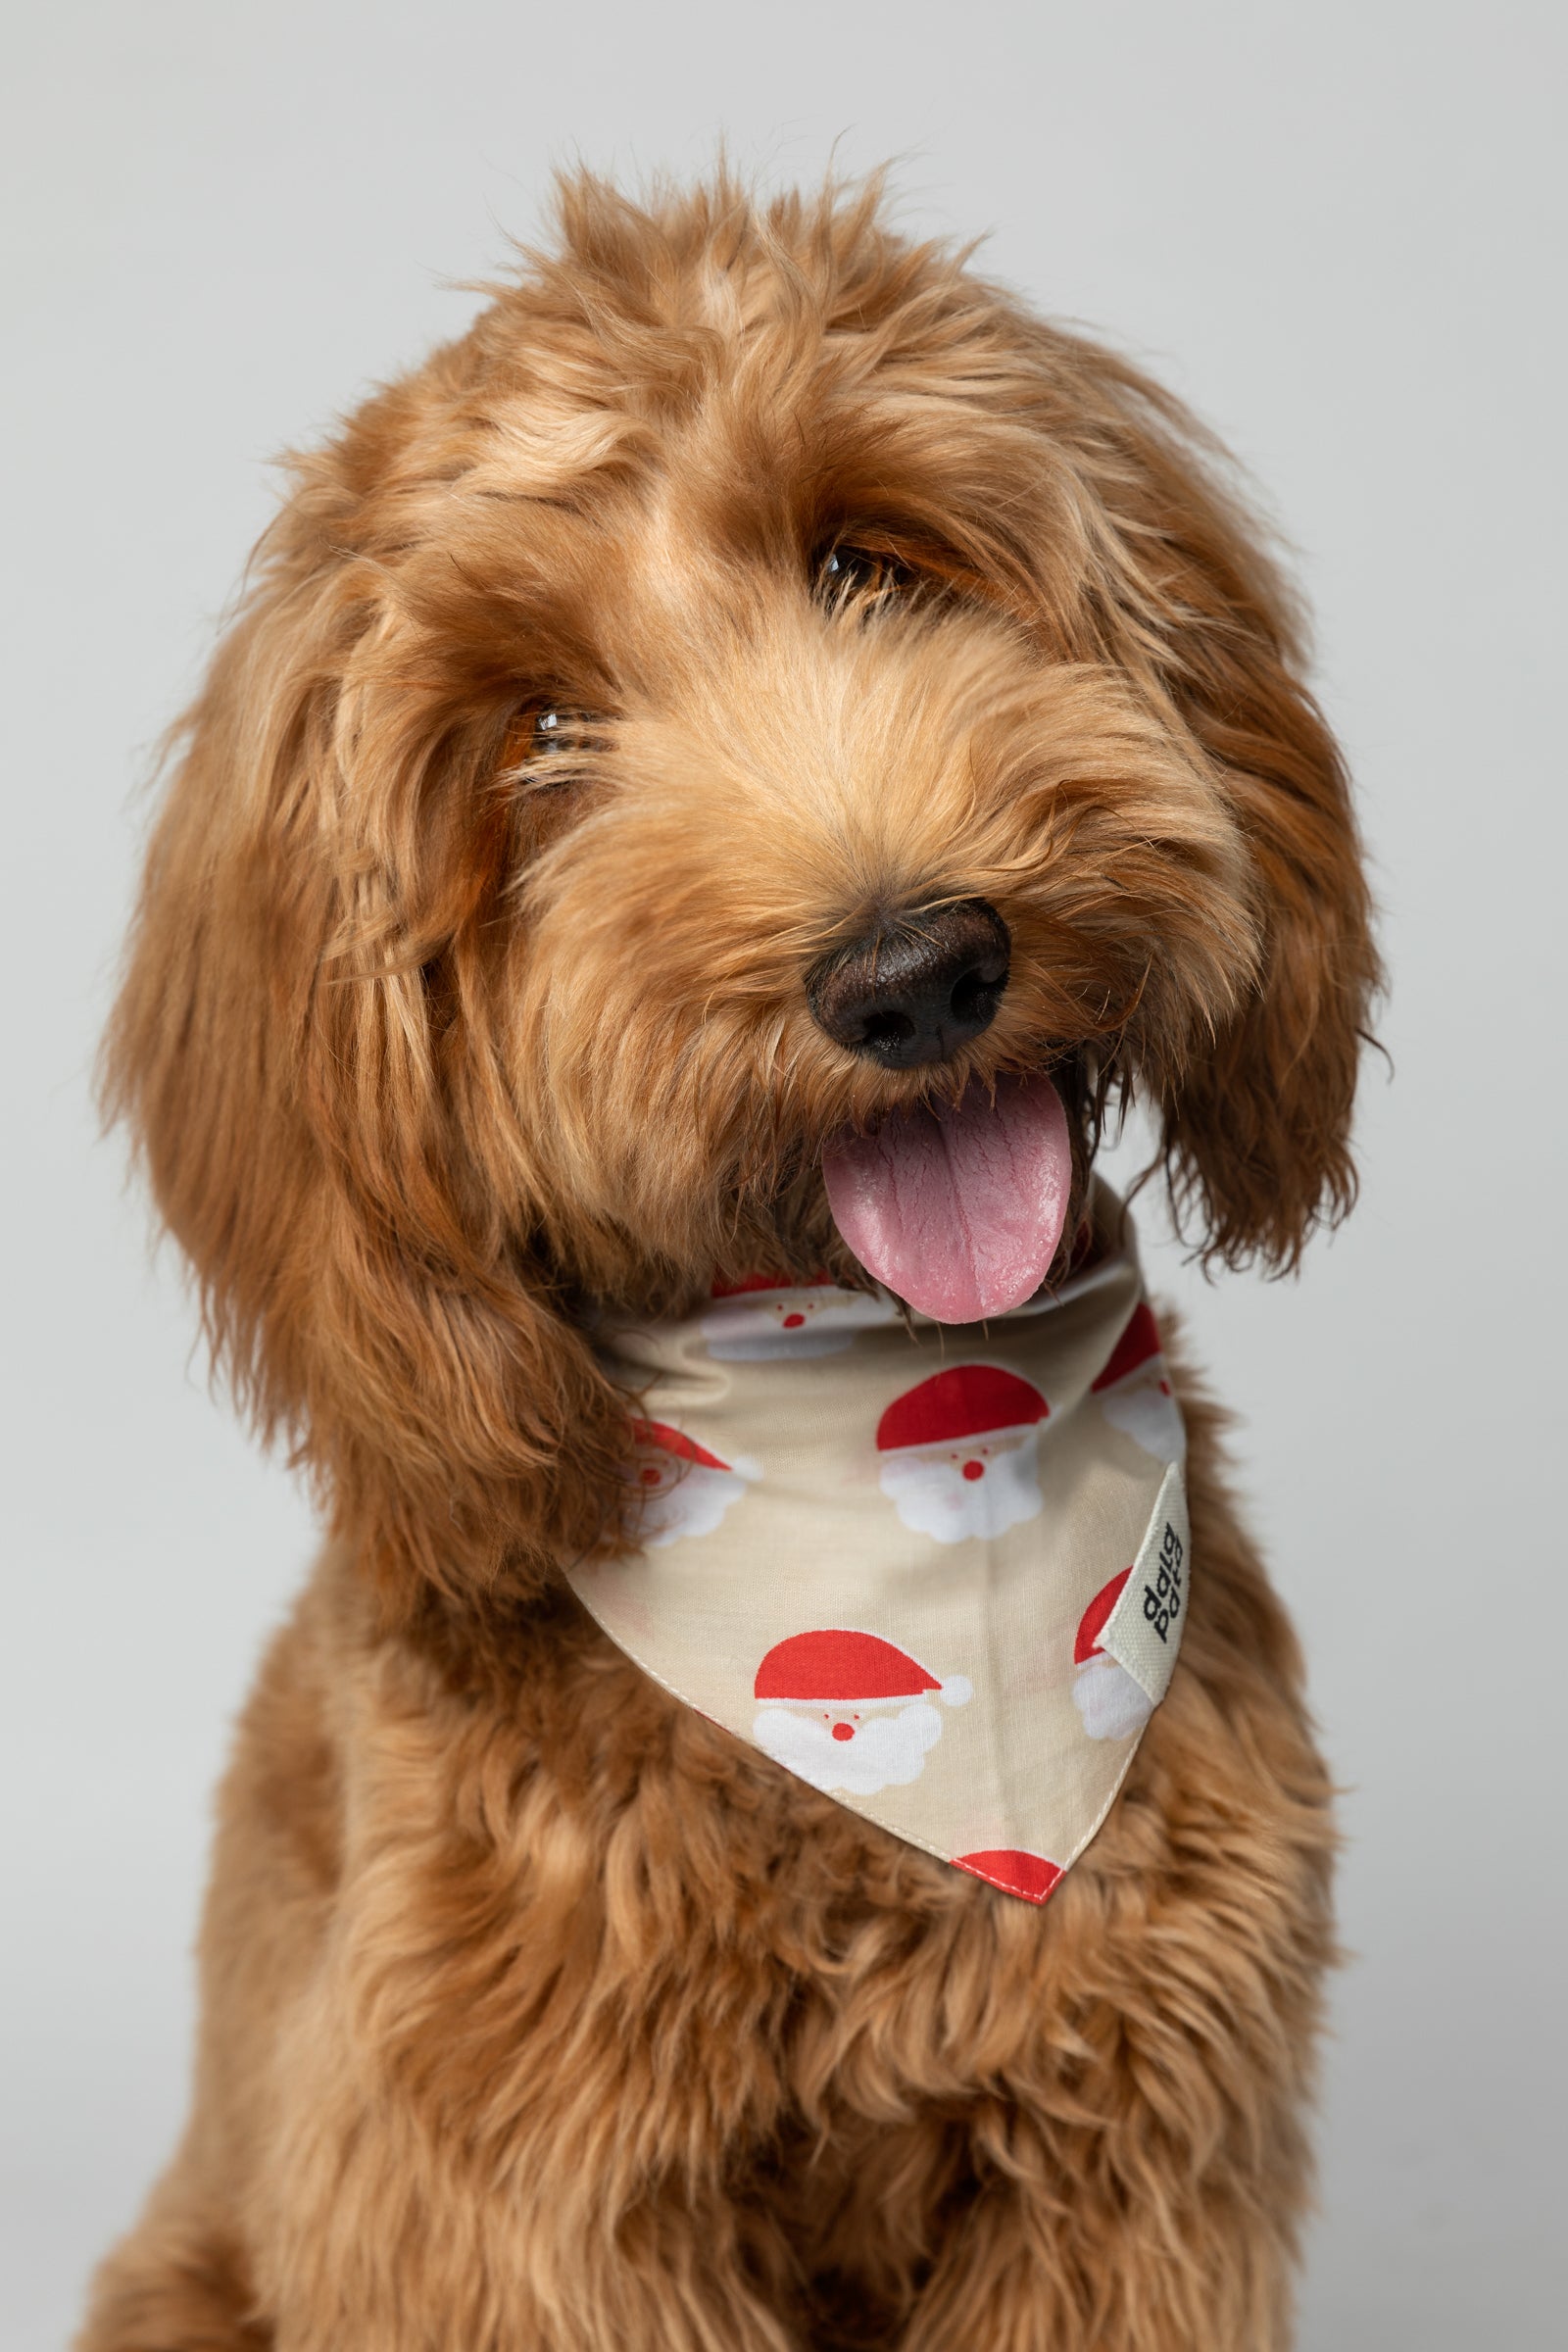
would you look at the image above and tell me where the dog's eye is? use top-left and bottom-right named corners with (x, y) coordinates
top-left (519, 704), bottom-right (600, 781)
top-left (532, 706), bottom-right (587, 754)
top-left (817, 544), bottom-right (912, 601)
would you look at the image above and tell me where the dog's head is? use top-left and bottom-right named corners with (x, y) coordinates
top-left (106, 172), bottom-right (1377, 1610)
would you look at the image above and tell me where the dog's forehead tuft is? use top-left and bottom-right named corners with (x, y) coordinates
top-left (457, 180), bottom-right (1033, 522)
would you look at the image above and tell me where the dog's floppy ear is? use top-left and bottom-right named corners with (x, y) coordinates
top-left (1156, 582), bottom-right (1379, 1271)
top-left (102, 479), bottom-right (625, 1616)
top-left (1054, 353), bottom-right (1382, 1271)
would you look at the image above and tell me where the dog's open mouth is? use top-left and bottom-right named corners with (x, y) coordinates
top-left (821, 1073), bottom-right (1072, 1324)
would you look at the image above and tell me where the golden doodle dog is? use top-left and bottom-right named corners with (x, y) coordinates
top-left (83, 172), bottom-right (1378, 2351)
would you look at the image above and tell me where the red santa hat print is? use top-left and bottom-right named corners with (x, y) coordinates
top-left (1073, 1567), bottom-right (1133, 1664)
top-left (874, 1364), bottom-right (1050, 1544)
top-left (876, 1364), bottom-right (1049, 1455)
top-left (955, 1849), bottom-right (1064, 1904)
top-left (1090, 1304), bottom-right (1162, 1393)
top-left (754, 1628), bottom-right (970, 1708)
top-left (632, 1418), bottom-right (729, 1472)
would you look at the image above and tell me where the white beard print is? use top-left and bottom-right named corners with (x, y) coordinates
top-left (1071, 1654), bottom-right (1153, 1741)
top-left (638, 1460), bottom-right (757, 1547)
top-left (753, 1698), bottom-right (945, 1796)
top-left (701, 1289), bottom-right (899, 1360)
top-left (877, 1432), bottom-right (1044, 1544)
top-left (1100, 1379), bottom-right (1186, 1465)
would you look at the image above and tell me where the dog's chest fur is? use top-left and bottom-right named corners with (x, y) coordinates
top-left (202, 1364), bottom-right (1330, 2343)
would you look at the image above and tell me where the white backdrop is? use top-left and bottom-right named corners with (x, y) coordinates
top-left (4, 4), bottom-right (1563, 2345)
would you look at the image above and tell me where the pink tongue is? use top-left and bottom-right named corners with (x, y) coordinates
top-left (822, 1073), bottom-right (1072, 1324)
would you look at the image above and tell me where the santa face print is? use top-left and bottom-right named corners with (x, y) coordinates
top-left (1092, 1302), bottom-right (1185, 1466)
top-left (700, 1276), bottom-right (900, 1361)
top-left (752, 1629), bottom-right (971, 1798)
top-left (629, 1420), bottom-right (760, 1548)
top-left (755, 1697), bottom-right (946, 1797)
top-left (876, 1435), bottom-right (1045, 1544)
top-left (875, 1365), bottom-right (1050, 1545)
top-left (1070, 1569), bottom-right (1155, 1742)
top-left (1071, 1654), bottom-right (1154, 1740)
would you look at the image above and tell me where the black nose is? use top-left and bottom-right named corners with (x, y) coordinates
top-left (808, 900), bottom-right (1010, 1068)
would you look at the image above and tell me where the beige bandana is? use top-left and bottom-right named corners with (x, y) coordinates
top-left (567, 1185), bottom-right (1189, 1904)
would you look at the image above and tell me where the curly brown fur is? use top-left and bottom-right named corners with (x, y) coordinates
top-left (85, 169), bottom-right (1373, 2350)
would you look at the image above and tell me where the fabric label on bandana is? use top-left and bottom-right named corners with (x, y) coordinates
top-left (567, 1183), bottom-right (1189, 1907)
top-left (1101, 1466), bottom-right (1190, 1707)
